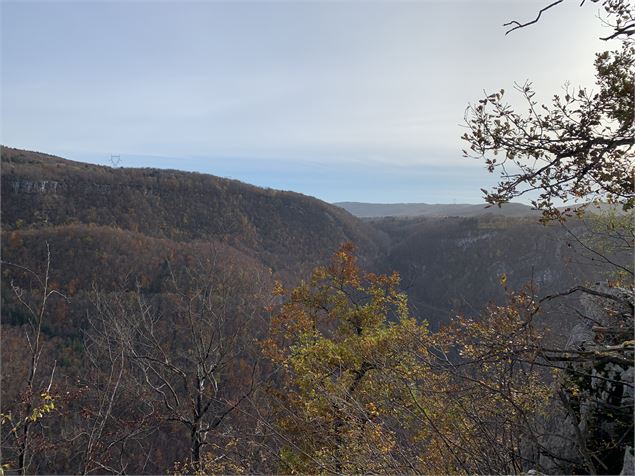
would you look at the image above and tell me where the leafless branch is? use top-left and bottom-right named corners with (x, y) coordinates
top-left (503, 0), bottom-right (565, 35)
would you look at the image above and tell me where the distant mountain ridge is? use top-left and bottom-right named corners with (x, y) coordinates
top-left (334, 201), bottom-right (540, 218)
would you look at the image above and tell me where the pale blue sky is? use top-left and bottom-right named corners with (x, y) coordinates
top-left (1, 1), bottom-right (609, 202)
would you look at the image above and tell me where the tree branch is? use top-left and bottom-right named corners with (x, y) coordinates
top-left (503, 0), bottom-right (565, 35)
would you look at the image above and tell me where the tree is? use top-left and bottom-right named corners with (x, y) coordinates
top-left (263, 245), bottom-right (572, 475)
top-left (264, 244), bottom-right (429, 473)
top-left (86, 246), bottom-right (270, 472)
top-left (462, 3), bottom-right (635, 472)
top-left (432, 287), bottom-right (553, 474)
top-left (1, 244), bottom-right (63, 475)
top-left (74, 291), bottom-right (158, 475)
top-left (463, 0), bottom-right (634, 221)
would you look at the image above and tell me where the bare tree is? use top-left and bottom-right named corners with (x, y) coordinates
top-left (86, 245), bottom-right (270, 470)
top-left (1, 244), bottom-right (65, 475)
top-left (69, 288), bottom-right (158, 475)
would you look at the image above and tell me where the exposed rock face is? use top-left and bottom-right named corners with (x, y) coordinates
top-left (537, 284), bottom-right (634, 475)
top-left (10, 179), bottom-right (63, 193)
top-left (621, 446), bottom-right (634, 476)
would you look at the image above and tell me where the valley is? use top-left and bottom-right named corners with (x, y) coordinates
top-left (1, 146), bottom-right (631, 474)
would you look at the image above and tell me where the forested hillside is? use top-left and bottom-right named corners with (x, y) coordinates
top-left (370, 215), bottom-right (600, 328)
top-left (2, 0), bottom-right (634, 473)
top-left (2, 146), bottom-right (616, 328)
top-left (1, 146), bottom-right (383, 277)
top-left (2, 144), bottom-right (632, 474)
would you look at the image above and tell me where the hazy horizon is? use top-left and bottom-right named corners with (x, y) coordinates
top-left (2, 1), bottom-right (610, 203)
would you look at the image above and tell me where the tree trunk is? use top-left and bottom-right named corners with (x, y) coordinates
top-left (191, 425), bottom-right (203, 465)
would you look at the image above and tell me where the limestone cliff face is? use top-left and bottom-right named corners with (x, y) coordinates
top-left (536, 284), bottom-right (634, 475)
top-left (9, 179), bottom-right (63, 193)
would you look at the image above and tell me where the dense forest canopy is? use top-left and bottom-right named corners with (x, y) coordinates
top-left (1, 0), bottom-right (633, 475)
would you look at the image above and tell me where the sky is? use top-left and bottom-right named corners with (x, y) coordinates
top-left (1, 0), bottom-right (610, 203)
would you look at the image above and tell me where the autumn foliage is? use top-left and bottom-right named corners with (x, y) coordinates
top-left (262, 244), bottom-right (555, 474)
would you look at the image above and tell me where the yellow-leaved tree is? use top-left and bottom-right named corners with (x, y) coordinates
top-left (265, 243), bottom-right (431, 473)
top-left (263, 244), bottom-right (469, 474)
top-left (261, 244), bottom-right (560, 474)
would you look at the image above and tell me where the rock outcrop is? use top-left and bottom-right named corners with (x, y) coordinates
top-left (537, 283), bottom-right (634, 475)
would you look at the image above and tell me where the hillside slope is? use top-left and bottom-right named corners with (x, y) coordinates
top-left (370, 216), bottom-right (595, 328)
top-left (3, 146), bottom-right (624, 330)
top-left (2, 147), bottom-right (383, 276)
